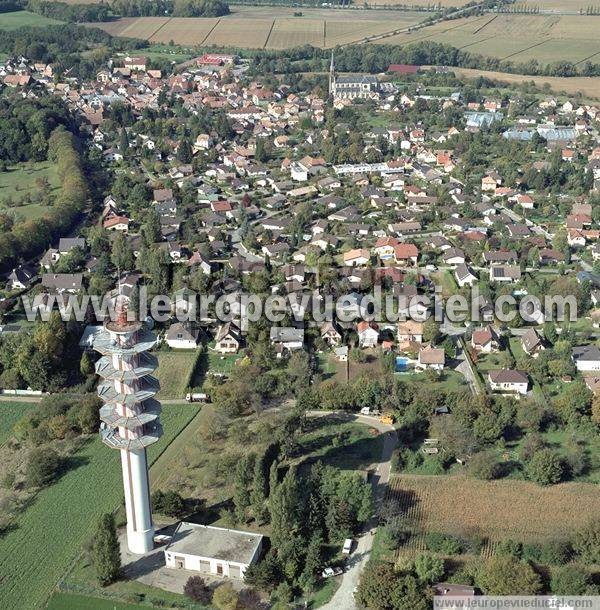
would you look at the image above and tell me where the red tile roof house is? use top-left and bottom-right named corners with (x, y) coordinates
top-left (417, 344), bottom-right (445, 371)
top-left (103, 215), bottom-right (130, 233)
top-left (471, 326), bottom-right (499, 353)
top-left (393, 243), bottom-right (419, 266)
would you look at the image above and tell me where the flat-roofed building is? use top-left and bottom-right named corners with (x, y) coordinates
top-left (164, 523), bottom-right (263, 580)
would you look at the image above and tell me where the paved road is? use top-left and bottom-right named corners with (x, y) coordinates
top-left (318, 413), bottom-right (398, 610)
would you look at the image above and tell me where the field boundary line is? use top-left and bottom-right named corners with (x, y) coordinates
top-left (575, 48), bottom-right (600, 66)
top-left (500, 38), bottom-right (550, 61)
top-left (146, 17), bottom-right (173, 42)
top-left (458, 34), bottom-right (500, 51)
top-left (263, 19), bottom-right (276, 49)
top-left (200, 18), bottom-right (222, 46)
top-left (472, 13), bottom-right (497, 34)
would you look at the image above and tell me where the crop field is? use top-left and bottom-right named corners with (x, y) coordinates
top-left (267, 18), bottom-right (324, 49)
top-left (387, 474), bottom-right (600, 557)
top-left (148, 17), bottom-right (219, 45)
top-left (0, 401), bottom-right (38, 447)
top-left (375, 13), bottom-right (600, 65)
top-left (0, 10), bottom-right (61, 30)
top-left (0, 403), bottom-right (199, 610)
top-left (520, 0), bottom-right (600, 12)
top-left (366, 0), bottom-right (468, 5)
top-left (87, 8), bottom-right (426, 48)
top-left (154, 350), bottom-right (199, 399)
top-left (449, 66), bottom-right (600, 98)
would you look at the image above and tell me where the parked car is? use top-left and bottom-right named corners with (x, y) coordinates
top-left (342, 538), bottom-right (354, 554)
top-left (321, 566), bottom-right (343, 578)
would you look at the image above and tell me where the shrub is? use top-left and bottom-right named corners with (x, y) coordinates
top-left (183, 575), bottom-right (211, 604)
top-left (551, 565), bottom-right (593, 595)
top-left (496, 539), bottom-right (522, 558)
top-left (425, 532), bottom-right (462, 555)
top-left (25, 447), bottom-right (63, 487)
top-left (468, 451), bottom-right (500, 480)
top-left (526, 449), bottom-right (564, 485)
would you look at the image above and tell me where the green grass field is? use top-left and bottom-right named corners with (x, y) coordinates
top-left (0, 403), bottom-right (198, 610)
top-left (0, 401), bottom-right (38, 447)
top-left (154, 350), bottom-right (199, 398)
top-left (0, 10), bottom-right (62, 30)
top-left (46, 593), bottom-right (150, 610)
top-left (0, 162), bottom-right (60, 221)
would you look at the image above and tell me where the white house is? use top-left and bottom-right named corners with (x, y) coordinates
top-left (572, 345), bottom-right (600, 372)
top-left (487, 369), bottom-right (529, 395)
top-left (165, 323), bottom-right (200, 349)
top-left (270, 327), bottom-right (304, 354)
top-left (454, 264), bottom-right (477, 288)
top-left (214, 322), bottom-right (242, 354)
top-left (164, 522), bottom-right (262, 581)
top-left (357, 321), bottom-right (379, 348)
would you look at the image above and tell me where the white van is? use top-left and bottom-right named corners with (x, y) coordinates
top-left (342, 538), bottom-right (353, 554)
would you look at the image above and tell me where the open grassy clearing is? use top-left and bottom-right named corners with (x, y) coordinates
top-left (152, 410), bottom-right (383, 510)
top-left (0, 404), bottom-right (198, 610)
top-left (0, 10), bottom-right (61, 30)
top-left (387, 473), bottom-right (600, 555)
top-left (0, 401), bottom-right (38, 447)
top-left (205, 18), bottom-right (273, 47)
top-left (0, 162), bottom-right (60, 221)
top-left (154, 350), bottom-right (199, 399)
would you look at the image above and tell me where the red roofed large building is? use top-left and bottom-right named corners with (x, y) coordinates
top-left (388, 64), bottom-right (420, 74)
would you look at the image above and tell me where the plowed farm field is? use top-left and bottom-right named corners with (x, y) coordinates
top-left (387, 474), bottom-right (600, 556)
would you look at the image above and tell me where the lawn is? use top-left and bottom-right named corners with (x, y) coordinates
top-left (154, 350), bottom-right (199, 398)
top-left (0, 10), bottom-right (62, 29)
top-left (0, 161), bottom-right (60, 221)
top-left (137, 43), bottom-right (195, 62)
top-left (387, 473), bottom-right (600, 556)
top-left (0, 403), bottom-right (198, 610)
top-left (46, 593), bottom-right (151, 610)
top-left (0, 400), bottom-right (38, 447)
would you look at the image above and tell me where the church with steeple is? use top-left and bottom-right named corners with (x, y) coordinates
top-left (328, 52), bottom-right (380, 101)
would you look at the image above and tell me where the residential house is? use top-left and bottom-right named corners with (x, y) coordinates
top-left (214, 323), bottom-right (242, 354)
top-left (418, 344), bottom-right (445, 371)
top-left (572, 345), bottom-right (600, 372)
top-left (270, 327), bottom-right (304, 355)
top-left (521, 327), bottom-right (545, 358)
top-left (320, 321), bottom-right (342, 347)
top-left (397, 320), bottom-right (424, 345)
top-left (165, 323), bottom-right (200, 349)
top-left (471, 326), bottom-right (499, 353)
top-left (343, 248), bottom-right (370, 267)
top-left (488, 369), bottom-right (529, 395)
top-left (357, 321), bottom-right (379, 348)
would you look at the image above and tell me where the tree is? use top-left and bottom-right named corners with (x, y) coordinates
top-left (91, 513), bottom-right (121, 585)
top-left (250, 453), bottom-right (268, 524)
top-left (79, 351), bottom-right (94, 377)
top-left (177, 137), bottom-right (193, 163)
top-left (414, 553), bottom-right (444, 584)
top-left (184, 575), bottom-right (211, 604)
top-left (119, 128), bottom-right (129, 155)
top-left (25, 447), bottom-right (63, 487)
top-left (551, 565), bottom-right (594, 595)
top-left (423, 318), bottom-right (441, 344)
top-left (111, 232), bottom-right (134, 271)
top-left (477, 556), bottom-right (541, 595)
top-left (526, 449), bottom-right (564, 485)
top-left (572, 519), bottom-right (600, 564)
top-left (298, 533), bottom-right (323, 593)
top-left (212, 582), bottom-right (239, 610)
top-left (151, 490), bottom-right (185, 517)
